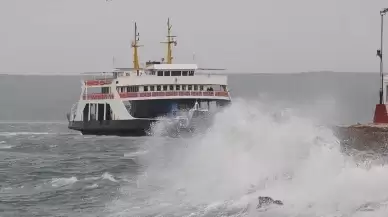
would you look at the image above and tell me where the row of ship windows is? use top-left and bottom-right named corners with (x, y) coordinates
top-left (116, 85), bottom-right (223, 93)
top-left (87, 85), bottom-right (226, 95)
top-left (149, 70), bottom-right (195, 76)
top-left (144, 84), bottom-right (207, 92)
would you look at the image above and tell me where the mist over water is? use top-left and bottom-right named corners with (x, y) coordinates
top-left (105, 98), bottom-right (388, 217)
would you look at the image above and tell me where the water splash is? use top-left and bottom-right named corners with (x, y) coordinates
top-left (107, 98), bottom-right (388, 217)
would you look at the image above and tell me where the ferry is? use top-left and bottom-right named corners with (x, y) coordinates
top-left (66, 19), bottom-right (232, 136)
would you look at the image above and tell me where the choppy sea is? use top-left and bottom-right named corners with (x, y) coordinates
top-left (1, 72), bottom-right (388, 217)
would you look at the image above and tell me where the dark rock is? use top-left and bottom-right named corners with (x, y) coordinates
top-left (257, 196), bottom-right (283, 209)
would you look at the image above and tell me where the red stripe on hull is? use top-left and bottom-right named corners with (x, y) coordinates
top-left (118, 91), bottom-right (228, 99)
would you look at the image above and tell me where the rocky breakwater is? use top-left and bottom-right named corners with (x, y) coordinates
top-left (333, 124), bottom-right (388, 153)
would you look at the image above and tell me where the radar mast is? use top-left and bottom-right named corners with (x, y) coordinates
top-left (160, 18), bottom-right (177, 64)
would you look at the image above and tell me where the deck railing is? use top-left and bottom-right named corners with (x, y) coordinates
top-left (119, 91), bottom-right (229, 98)
top-left (82, 93), bottom-right (114, 100)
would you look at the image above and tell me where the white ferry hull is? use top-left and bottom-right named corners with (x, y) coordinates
top-left (67, 96), bottom-right (231, 137)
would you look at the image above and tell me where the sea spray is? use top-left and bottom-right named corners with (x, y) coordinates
top-left (107, 98), bottom-right (388, 217)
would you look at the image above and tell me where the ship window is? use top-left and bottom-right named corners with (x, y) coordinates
top-left (102, 87), bottom-right (110, 93)
top-left (169, 85), bottom-right (174, 91)
top-left (194, 85), bottom-right (198, 91)
top-left (86, 87), bottom-right (102, 94)
top-left (128, 86), bottom-right (139, 92)
top-left (157, 71), bottom-right (163, 76)
top-left (171, 71), bottom-right (181, 76)
top-left (144, 86), bottom-right (148, 92)
top-left (176, 85), bottom-right (180, 91)
top-left (164, 71), bottom-right (170, 76)
top-left (200, 85), bottom-right (204, 91)
top-left (189, 71), bottom-right (194, 76)
top-left (182, 71), bottom-right (188, 76)
top-left (188, 85), bottom-right (193, 91)
top-left (157, 85), bottom-right (161, 91)
top-left (182, 85), bottom-right (186, 90)
top-left (163, 85), bottom-right (168, 91)
top-left (150, 86), bottom-right (155, 91)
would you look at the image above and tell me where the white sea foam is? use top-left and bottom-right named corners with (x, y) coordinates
top-left (84, 184), bottom-right (99, 189)
top-left (0, 132), bottom-right (52, 136)
top-left (102, 172), bottom-right (118, 182)
top-left (84, 172), bottom-right (118, 183)
top-left (0, 141), bottom-right (12, 149)
top-left (124, 150), bottom-right (149, 158)
top-left (51, 177), bottom-right (78, 188)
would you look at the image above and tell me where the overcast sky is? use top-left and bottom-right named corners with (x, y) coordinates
top-left (0, 0), bottom-right (387, 74)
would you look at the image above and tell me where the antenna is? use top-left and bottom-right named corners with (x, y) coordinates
top-left (160, 18), bottom-right (177, 64)
top-left (131, 21), bottom-right (143, 74)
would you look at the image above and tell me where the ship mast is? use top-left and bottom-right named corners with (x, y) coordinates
top-left (131, 22), bottom-right (142, 73)
top-left (161, 18), bottom-right (177, 64)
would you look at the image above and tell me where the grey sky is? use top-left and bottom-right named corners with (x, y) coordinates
top-left (0, 0), bottom-right (387, 74)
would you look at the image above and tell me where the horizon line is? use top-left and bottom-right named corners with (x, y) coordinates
top-left (0, 71), bottom-right (382, 76)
